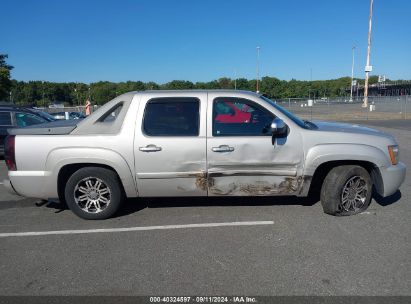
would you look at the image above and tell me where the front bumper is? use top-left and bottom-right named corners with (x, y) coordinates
top-left (380, 161), bottom-right (406, 197)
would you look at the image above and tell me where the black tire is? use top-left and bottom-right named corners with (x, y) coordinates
top-left (64, 167), bottom-right (123, 220)
top-left (320, 165), bottom-right (372, 216)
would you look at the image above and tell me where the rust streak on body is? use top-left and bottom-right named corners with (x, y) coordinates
top-left (208, 176), bottom-right (305, 196)
top-left (193, 172), bottom-right (306, 196)
top-left (195, 172), bottom-right (209, 192)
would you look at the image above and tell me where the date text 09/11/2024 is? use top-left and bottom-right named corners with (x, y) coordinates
top-left (149, 296), bottom-right (257, 303)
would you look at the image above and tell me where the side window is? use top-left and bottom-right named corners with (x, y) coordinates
top-left (99, 102), bottom-right (123, 123)
top-left (213, 97), bottom-right (274, 136)
top-left (143, 98), bottom-right (200, 136)
top-left (15, 112), bottom-right (47, 127)
top-left (0, 112), bottom-right (12, 126)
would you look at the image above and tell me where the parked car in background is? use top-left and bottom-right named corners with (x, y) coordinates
top-left (0, 105), bottom-right (55, 155)
top-left (50, 111), bottom-right (86, 120)
top-left (214, 101), bottom-right (252, 123)
top-left (49, 112), bottom-right (66, 120)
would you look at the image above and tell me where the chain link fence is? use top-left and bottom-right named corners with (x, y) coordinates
top-left (44, 106), bottom-right (87, 114)
top-left (39, 105), bottom-right (99, 116)
top-left (277, 95), bottom-right (409, 121)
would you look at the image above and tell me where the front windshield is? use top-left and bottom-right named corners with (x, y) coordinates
top-left (261, 96), bottom-right (309, 129)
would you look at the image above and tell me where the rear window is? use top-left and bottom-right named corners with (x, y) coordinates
top-left (15, 112), bottom-right (47, 127)
top-left (0, 112), bottom-right (12, 126)
top-left (143, 98), bottom-right (200, 136)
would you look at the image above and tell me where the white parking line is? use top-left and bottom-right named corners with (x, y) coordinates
top-left (0, 182), bottom-right (3, 185)
top-left (0, 221), bottom-right (274, 238)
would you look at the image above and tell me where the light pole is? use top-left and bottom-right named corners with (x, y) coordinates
top-left (234, 69), bottom-right (237, 90)
top-left (309, 68), bottom-right (313, 100)
top-left (363, 0), bottom-right (374, 108)
top-left (350, 46), bottom-right (356, 102)
top-left (42, 81), bottom-right (45, 108)
top-left (256, 46), bottom-right (260, 93)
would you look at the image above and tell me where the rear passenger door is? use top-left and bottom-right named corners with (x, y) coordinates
top-left (134, 93), bottom-right (207, 197)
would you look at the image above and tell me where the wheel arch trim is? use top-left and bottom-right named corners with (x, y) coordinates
top-left (46, 147), bottom-right (138, 199)
top-left (304, 144), bottom-right (389, 175)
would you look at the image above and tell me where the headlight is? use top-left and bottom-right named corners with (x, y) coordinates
top-left (388, 145), bottom-right (399, 165)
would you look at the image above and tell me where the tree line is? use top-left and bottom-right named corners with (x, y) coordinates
top-left (8, 76), bottom-right (384, 106)
top-left (0, 54), bottom-right (14, 101)
top-left (1, 53), bottom-right (384, 106)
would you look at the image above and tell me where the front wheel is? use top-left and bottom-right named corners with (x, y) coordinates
top-left (320, 165), bottom-right (373, 216)
top-left (64, 167), bottom-right (123, 220)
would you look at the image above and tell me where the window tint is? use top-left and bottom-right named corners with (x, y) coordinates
top-left (213, 97), bottom-right (274, 136)
top-left (15, 112), bottom-right (47, 127)
top-left (143, 98), bottom-right (199, 136)
top-left (0, 112), bottom-right (12, 126)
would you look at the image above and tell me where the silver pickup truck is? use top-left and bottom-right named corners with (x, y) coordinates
top-left (3, 90), bottom-right (406, 219)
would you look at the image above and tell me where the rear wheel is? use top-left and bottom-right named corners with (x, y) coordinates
top-left (64, 167), bottom-right (123, 220)
top-left (320, 165), bottom-right (372, 216)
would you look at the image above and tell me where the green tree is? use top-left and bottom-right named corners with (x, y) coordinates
top-left (145, 81), bottom-right (160, 90)
top-left (217, 77), bottom-right (233, 89)
top-left (164, 80), bottom-right (194, 90)
top-left (235, 78), bottom-right (250, 91)
top-left (0, 54), bottom-right (14, 101)
top-left (260, 76), bottom-right (282, 98)
top-left (90, 81), bottom-right (118, 105)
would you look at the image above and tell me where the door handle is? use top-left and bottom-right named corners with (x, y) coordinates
top-left (139, 145), bottom-right (162, 152)
top-left (212, 145), bottom-right (235, 152)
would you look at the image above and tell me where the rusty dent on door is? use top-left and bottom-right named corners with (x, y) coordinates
top-left (194, 172), bottom-right (307, 196)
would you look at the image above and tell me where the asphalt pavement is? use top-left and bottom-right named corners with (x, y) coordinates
top-left (0, 120), bottom-right (410, 296)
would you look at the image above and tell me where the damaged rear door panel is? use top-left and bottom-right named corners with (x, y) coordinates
top-left (206, 92), bottom-right (304, 196)
top-left (134, 92), bottom-right (208, 197)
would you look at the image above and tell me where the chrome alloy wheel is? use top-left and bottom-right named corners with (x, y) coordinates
top-left (341, 176), bottom-right (368, 212)
top-left (73, 177), bottom-right (111, 213)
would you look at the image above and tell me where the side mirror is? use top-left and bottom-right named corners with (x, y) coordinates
top-left (270, 117), bottom-right (287, 135)
top-left (270, 118), bottom-right (288, 137)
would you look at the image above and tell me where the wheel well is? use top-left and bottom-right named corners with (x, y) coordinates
top-left (57, 163), bottom-right (125, 203)
top-left (309, 160), bottom-right (383, 195)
